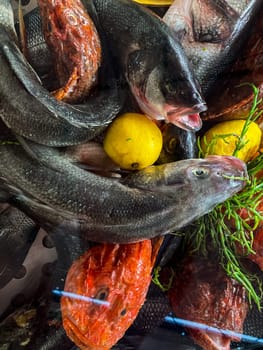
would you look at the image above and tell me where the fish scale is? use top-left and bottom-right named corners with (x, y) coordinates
top-left (0, 0), bottom-right (122, 146)
top-left (0, 138), bottom-right (247, 243)
top-left (87, 0), bottom-right (206, 131)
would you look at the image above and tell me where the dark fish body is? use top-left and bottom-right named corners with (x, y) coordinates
top-left (0, 139), bottom-right (247, 243)
top-left (164, 0), bottom-right (263, 96)
top-left (16, 7), bottom-right (52, 78)
top-left (0, 206), bottom-right (38, 289)
top-left (157, 123), bottom-right (198, 164)
top-left (85, 0), bottom-right (206, 131)
top-left (0, 0), bottom-right (122, 146)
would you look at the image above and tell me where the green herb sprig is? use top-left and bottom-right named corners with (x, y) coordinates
top-left (152, 266), bottom-right (174, 292)
top-left (190, 84), bottom-right (263, 309)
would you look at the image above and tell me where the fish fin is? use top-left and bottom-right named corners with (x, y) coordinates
top-left (154, 234), bottom-right (182, 268)
top-left (15, 134), bottom-right (45, 165)
top-left (18, 0), bottom-right (28, 57)
top-left (14, 135), bottom-right (62, 172)
top-left (0, 179), bottom-right (26, 204)
top-left (151, 237), bottom-right (164, 266)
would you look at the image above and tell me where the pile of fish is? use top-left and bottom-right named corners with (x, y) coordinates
top-left (0, 0), bottom-right (262, 349)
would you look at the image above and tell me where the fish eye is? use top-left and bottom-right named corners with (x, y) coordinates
top-left (192, 167), bottom-right (209, 178)
top-left (66, 10), bottom-right (78, 25)
top-left (120, 308), bottom-right (127, 316)
top-left (95, 287), bottom-right (109, 301)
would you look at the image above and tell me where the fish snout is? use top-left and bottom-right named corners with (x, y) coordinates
top-left (206, 155), bottom-right (248, 179)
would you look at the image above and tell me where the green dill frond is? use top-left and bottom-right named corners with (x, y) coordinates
top-left (152, 266), bottom-right (174, 292)
top-left (198, 83), bottom-right (263, 159)
top-left (191, 84), bottom-right (263, 309)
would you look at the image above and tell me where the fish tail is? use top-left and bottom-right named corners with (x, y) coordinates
top-left (151, 237), bottom-right (164, 266)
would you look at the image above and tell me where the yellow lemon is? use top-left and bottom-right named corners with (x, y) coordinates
top-left (103, 113), bottom-right (163, 170)
top-left (201, 120), bottom-right (262, 162)
top-left (132, 0), bottom-right (172, 5)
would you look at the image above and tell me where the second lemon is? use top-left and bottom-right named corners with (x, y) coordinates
top-left (200, 120), bottom-right (262, 162)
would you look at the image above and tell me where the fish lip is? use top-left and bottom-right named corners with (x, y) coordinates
top-left (164, 103), bottom-right (207, 131)
top-left (165, 112), bottom-right (203, 131)
top-left (131, 85), bottom-right (206, 131)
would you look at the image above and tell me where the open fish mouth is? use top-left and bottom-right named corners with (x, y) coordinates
top-left (134, 89), bottom-right (206, 131)
top-left (166, 112), bottom-right (202, 131)
top-left (164, 102), bottom-right (207, 131)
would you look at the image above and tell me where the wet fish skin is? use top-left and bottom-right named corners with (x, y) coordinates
top-left (38, 0), bottom-right (102, 103)
top-left (0, 140), bottom-right (247, 243)
top-left (157, 123), bottom-right (198, 164)
top-left (85, 0), bottom-right (206, 131)
top-left (0, 0), bottom-right (122, 146)
top-left (0, 206), bottom-right (39, 289)
top-left (16, 7), bottom-right (52, 79)
top-left (164, 0), bottom-right (262, 96)
top-left (61, 239), bottom-right (162, 350)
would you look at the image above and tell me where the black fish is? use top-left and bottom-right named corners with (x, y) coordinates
top-left (0, 140), bottom-right (247, 243)
top-left (16, 7), bottom-right (53, 80)
top-left (157, 123), bottom-right (198, 164)
top-left (0, 0), bottom-right (122, 146)
top-left (85, 0), bottom-right (206, 131)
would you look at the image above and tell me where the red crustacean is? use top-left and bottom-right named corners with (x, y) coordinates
top-left (38, 0), bottom-right (101, 103)
top-left (168, 254), bottom-right (248, 350)
top-left (61, 238), bottom-right (163, 350)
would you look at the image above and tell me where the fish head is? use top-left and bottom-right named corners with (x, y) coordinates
top-left (38, 0), bottom-right (84, 29)
top-left (124, 155), bottom-right (248, 229)
top-left (183, 155), bottom-right (248, 198)
top-left (61, 241), bottom-right (153, 350)
top-left (164, 155), bottom-right (248, 221)
top-left (38, 0), bottom-right (94, 57)
top-left (125, 36), bottom-right (206, 131)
